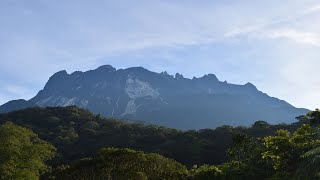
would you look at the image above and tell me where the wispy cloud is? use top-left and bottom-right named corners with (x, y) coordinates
top-left (223, 2), bottom-right (320, 45)
top-left (303, 4), bottom-right (320, 14)
top-left (265, 29), bottom-right (320, 46)
top-left (1, 0), bottom-right (320, 109)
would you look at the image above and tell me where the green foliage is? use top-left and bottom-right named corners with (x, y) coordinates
top-left (219, 161), bottom-right (254, 180)
top-left (262, 124), bottom-right (320, 178)
top-left (47, 116), bottom-right (61, 125)
top-left (0, 122), bottom-right (56, 180)
top-left (51, 148), bottom-right (188, 180)
top-left (0, 106), bottom-right (255, 166)
top-left (227, 134), bottom-right (260, 163)
top-left (295, 146), bottom-right (320, 180)
top-left (190, 161), bottom-right (259, 180)
top-left (2, 107), bottom-right (319, 179)
top-left (189, 164), bottom-right (223, 180)
top-left (306, 109), bottom-right (320, 124)
top-left (253, 120), bottom-right (270, 128)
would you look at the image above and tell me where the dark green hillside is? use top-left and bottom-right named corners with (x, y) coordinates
top-left (0, 106), bottom-right (300, 167)
top-left (1, 106), bottom-right (320, 179)
top-left (51, 148), bottom-right (188, 180)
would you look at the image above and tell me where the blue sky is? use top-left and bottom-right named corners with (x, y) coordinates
top-left (1, 0), bottom-right (320, 109)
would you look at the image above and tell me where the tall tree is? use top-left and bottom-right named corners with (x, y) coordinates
top-left (262, 124), bottom-right (320, 178)
top-left (295, 146), bottom-right (320, 180)
top-left (52, 147), bottom-right (188, 180)
top-left (0, 122), bottom-right (57, 179)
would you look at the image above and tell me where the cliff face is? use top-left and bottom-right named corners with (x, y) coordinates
top-left (1, 65), bottom-right (309, 129)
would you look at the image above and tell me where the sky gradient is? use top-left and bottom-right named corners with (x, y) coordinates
top-left (1, 0), bottom-right (320, 109)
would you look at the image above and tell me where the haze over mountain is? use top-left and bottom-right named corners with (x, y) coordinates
top-left (0, 65), bottom-right (308, 129)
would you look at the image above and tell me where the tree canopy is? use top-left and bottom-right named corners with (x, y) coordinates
top-left (0, 122), bottom-right (56, 179)
top-left (1, 106), bottom-right (320, 179)
top-left (51, 148), bottom-right (188, 180)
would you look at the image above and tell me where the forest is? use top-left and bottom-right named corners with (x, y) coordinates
top-left (0, 106), bottom-right (320, 179)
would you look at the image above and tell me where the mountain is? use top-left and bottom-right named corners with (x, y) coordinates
top-left (0, 99), bottom-right (37, 113)
top-left (0, 65), bottom-right (309, 129)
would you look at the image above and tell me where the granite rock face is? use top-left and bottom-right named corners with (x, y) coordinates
top-left (0, 65), bottom-right (309, 129)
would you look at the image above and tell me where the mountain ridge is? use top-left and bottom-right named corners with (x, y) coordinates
top-left (0, 65), bottom-right (309, 129)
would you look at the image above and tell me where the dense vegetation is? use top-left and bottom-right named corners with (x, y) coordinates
top-left (50, 148), bottom-right (188, 180)
top-left (0, 106), bottom-right (299, 167)
top-left (0, 122), bottom-right (56, 179)
top-left (1, 106), bottom-right (320, 179)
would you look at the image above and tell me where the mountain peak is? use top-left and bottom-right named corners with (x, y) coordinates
top-left (124, 67), bottom-right (152, 76)
top-left (244, 82), bottom-right (257, 90)
top-left (48, 70), bottom-right (69, 81)
top-left (126, 66), bottom-right (148, 71)
top-left (96, 65), bottom-right (116, 72)
top-left (200, 74), bottom-right (219, 82)
top-left (1, 65), bottom-right (309, 129)
top-left (161, 71), bottom-right (169, 76)
top-left (175, 73), bottom-right (184, 80)
top-left (0, 99), bottom-right (37, 113)
top-left (53, 70), bottom-right (68, 76)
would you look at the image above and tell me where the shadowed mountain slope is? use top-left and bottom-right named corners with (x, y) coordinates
top-left (0, 65), bottom-right (309, 129)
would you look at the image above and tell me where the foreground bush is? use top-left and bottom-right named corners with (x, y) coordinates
top-left (0, 122), bottom-right (56, 179)
top-left (51, 148), bottom-right (188, 180)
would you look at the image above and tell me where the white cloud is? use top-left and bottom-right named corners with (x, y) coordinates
top-left (303, 4), bottom-right (320, 14)
top-left (0, 84), bottom-right (35, 105)
top-left (1, 0), bottom-right (320, 109)
top-left (265, 29), bottom-right (320, 46)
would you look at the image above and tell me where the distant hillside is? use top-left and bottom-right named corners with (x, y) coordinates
top-left (0, 99), bottom-right (37, 113)
top-left (0, 65), bottom-right (309, 129)
top-left (0, 106), bottom-right (300, 166)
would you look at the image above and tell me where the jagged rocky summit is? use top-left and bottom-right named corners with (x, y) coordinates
top-left (0, 65), bottom-right (309, 129)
